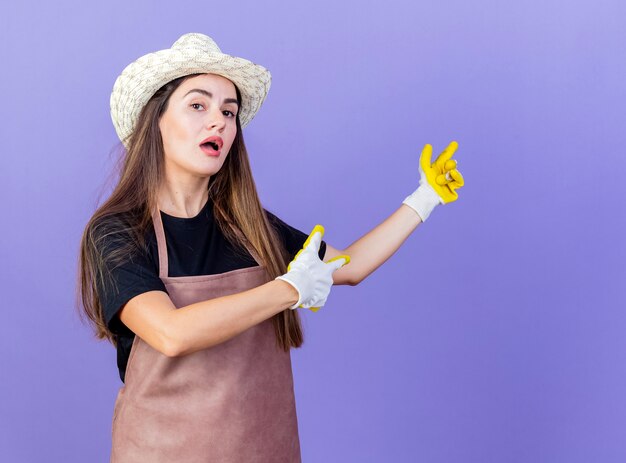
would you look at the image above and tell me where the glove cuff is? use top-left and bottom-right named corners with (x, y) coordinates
top-left (275, 276), bottom-right (302, 310)
top-left (402, 184), bottom-right (443, 222)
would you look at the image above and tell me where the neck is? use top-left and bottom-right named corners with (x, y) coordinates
top-left (157, 175), bottom-right (210, 218)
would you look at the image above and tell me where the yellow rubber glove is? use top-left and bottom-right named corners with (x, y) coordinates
top-left (421, 141), bottom-right (464, 203)
top-left (403, 141), bottom-right (465, 221)
top-left (275, 225), bottom-right (350, 312)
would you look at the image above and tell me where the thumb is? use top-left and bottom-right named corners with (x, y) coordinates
top-left (303, 224), bottom-right (325, 254)
top-left (419, 144), bottom-right (433, 173)
top-left (326, 255), bottom-right (351, 271)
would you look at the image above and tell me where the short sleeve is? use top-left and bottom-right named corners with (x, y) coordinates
top-left (265, 210), bottom-right (327, 261)
top-left (95, 229), bottom-right (167, 335)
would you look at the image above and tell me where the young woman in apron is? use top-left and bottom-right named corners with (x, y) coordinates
top-left (77, 33), bottom-right (464, 462)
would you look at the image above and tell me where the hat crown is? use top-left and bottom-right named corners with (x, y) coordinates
top-left (172, 33), bottom-right (222, 54)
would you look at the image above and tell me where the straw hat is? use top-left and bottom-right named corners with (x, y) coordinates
top-left (110, 32), bottom-right (272, 147)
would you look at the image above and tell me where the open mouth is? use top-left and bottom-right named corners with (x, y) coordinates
top-left (202, 141), bottom-right (220, 151)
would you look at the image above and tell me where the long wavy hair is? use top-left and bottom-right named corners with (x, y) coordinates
top-left (75, 73), bottom-right (303, 351)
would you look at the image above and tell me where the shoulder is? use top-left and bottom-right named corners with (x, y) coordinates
top-left (263, 209), bottom-right (299, 241)
top-left (90, 214), bottom-right (127, 257)
top-left (89, 211), bottom-right (156, 269)
top-left (263, 208), bottom-right (326, 260)
top-left (90, 213), bottom-right (164, 333)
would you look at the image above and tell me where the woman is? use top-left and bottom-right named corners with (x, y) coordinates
top-left (77, 33), bottom-right (464, 462)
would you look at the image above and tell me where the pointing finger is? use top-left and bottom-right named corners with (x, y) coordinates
top-left (435, 141), bottom-right (459, 171)
top-left (327, 255), bottom-right (350, 271)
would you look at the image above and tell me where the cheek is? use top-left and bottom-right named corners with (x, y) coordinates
top-left (226, 127), bottom-right (237, 149)
top-left (161, 118), bottom-right (195, 152)
top-left (170, 122), bottom-right (192, 144)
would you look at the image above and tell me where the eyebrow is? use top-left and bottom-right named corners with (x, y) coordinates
top-left (183, 89), bottom-right (239, 107)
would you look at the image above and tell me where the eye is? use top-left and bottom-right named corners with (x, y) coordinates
top-left (223, 110), bottom-right (236, 118)
top-left (190, 103), bottom-right (205, 110)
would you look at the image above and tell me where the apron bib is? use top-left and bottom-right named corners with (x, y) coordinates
top-left (110, 205), bottom-right (301, 462)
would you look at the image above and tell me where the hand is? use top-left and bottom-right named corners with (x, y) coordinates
top-left (402, 141), bottom-right (465, 222)
top-left (275, 225), bottom-right (350, 312)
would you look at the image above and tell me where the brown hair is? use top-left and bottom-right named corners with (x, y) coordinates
top-left (75, 74), bottom-right (303, 351)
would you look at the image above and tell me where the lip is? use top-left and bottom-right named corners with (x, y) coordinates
top-left (200, 136), bottom-right (223, 150)
top-left (200, 145), bottom-right (221, 157)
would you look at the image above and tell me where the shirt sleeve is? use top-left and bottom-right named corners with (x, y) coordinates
top-left (264, 209), bottom-right (327, 261)
top-left (95, 229), bottom-right (168, 335)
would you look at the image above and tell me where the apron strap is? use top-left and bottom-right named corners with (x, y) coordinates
top-left (151, 204), bottom-right (169, 279)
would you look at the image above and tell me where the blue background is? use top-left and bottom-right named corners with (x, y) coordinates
top-left (1, 0), bottom-right (625, 461)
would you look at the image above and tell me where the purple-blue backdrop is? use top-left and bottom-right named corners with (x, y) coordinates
top-left (1, 0), bottom-right (624, 461)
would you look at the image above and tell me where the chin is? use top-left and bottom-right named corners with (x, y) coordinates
top-left (199, 164), bottom-right (224, 177)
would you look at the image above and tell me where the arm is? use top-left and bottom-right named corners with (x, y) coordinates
top-left (323, 204), bottom-right (422, 286)
top-left (324, 141), bottom-right (465, 286)
top-left (119, 227), bottom-right (344, 356)
top-left (119, 279), bottom-right (299, 357)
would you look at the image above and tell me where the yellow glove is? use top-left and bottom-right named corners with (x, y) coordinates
top-left (420, 141), bottom-right (464, 203)
top-left (403, 141), bottom-right (465, 221)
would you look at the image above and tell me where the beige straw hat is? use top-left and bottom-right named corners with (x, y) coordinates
top-left (110, 32), bottom-right (272, 147)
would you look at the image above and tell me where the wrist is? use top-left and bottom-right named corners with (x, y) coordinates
top-left (273, 277), bottom-right (301, 310)
top-left (402, 183), bottom-right (442, 222)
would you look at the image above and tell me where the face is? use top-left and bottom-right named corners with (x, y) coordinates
top-left (158, 73), bottom-right (239, 180)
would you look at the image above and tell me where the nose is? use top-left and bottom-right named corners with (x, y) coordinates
top-left (206, 108), bottom-right (226, 132)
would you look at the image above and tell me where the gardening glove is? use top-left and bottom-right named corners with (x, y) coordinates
top-left (402, 140), bottom-right (465, 222)
top-left (275, 225), bottom-right (350, 312)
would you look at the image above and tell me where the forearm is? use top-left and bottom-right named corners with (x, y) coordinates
top-left (337, 204), bottom-right (422, 285)
top-left (170, 279), bottom-right (299, 356)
